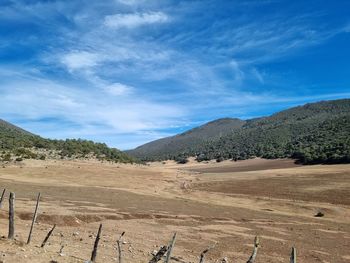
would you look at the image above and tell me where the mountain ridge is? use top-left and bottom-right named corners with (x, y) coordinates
top-left (127, 99), bottom-right (350, 164)
top-left (127, 117), bottom-right (245, 160)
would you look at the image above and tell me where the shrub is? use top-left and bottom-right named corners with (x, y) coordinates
top-left (2, 153), bottom-right (11, 162)
top-left (216, 157), bottom-right (224, 162)
top-left (175, 156), bottom-right (188, 164)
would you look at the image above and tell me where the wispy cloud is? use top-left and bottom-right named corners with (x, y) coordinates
top-left (116, 0), bottom-right (145, 6)
top-left (104, 12), bottom-right (169, 28)
top-left (103, 83), bottom-right (134, 96)
top-left (0, 71), bottom-right (186, 142)
top-left (61, 51), bottom-right (100, 71)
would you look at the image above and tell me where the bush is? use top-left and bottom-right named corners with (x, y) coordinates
top-left (2, 153), bottom-right (11, 162)
top-left (216, 157), bottom-right (224, 162)
top-left (175, 156), bottom-right (188, 164)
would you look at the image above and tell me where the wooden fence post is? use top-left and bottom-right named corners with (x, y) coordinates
top-left (116, 231), bottom-right (125, 263)
top-left (0, 188), bottom-right (5, 208)
top-left (199, 248), bottom-right (209, 263)
top-left (246, 236), bottom-right (259, 263)
top-left (8, 192), bottom-right (15, 239)
top-left (165, 232), bottom-right (177, 263)
top-left (91, 224), bottom-right (103, 262)
top-left (41, 224), bottom-right (56, 248)
top-left (27, 192), bottom-right (41, 244)
top-left (149, 246), bottom-right (168, 263)
top-left (199, 243), bottom-right (216, 263)
top-left (290, 247), bottom-right (297, 263)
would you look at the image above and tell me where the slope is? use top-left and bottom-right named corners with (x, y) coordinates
top-left (128, 99), bottom-right (350, 164)
top-left (0, 119), bottom-right (135, 163)
top-left (127, 118), bottom-right (245, 161)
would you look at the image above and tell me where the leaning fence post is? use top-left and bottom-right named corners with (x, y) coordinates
top-left (0, 188), bottom-right (5, 208)
top-left (41, 224), bottom-right (56, 248)
top-left (91, 223), bottom-right (103, 262)
top-left (246, 236), bottom-right (259, 263)
top-left (165, 232), bottom-right (177, 263)
top-left (290, 247), bottom-right (297, 263)
top-left (8, 192), bottom-right (15, 239)
top-left (116, 231), bottom-right (125, 263)
top-left (27, 192), bottom-right (41, 244)
top-left (199, 243), bottom-right (216, 263)
top-left (149, 246), bottom-right (168, 263)
top-left (199, 248), bottom-right (209, 263)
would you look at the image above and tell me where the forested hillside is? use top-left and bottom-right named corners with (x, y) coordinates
top-left (127, 118), bottom-right (245, 161)
top-left (0, 119), bottom-right (135, 163)
top-left (129, 99), bottom-right (350, 164)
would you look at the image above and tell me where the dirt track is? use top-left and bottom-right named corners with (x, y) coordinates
top-left (0, 158), bottom-right (349, 262)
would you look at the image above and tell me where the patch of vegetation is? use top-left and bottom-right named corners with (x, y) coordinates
top-left (174, 155), bottom-right (189, 164)
top-left (0, 120), bottom-right (137, 163)
top-left (127, 118), bottom-right (245, 161)
top-left (1, 153), bottom-right (11, 162)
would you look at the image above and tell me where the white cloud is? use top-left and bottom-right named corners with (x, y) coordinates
top-left (0, 73), bottom-right (185, 138)
top-left (104, 12), bottom-right (168, 28)
top-left (229, 60), bottom-right (244, 82)
top-left (103, 83), bottom-right (134, 96)
top-left (251, 68), bottom-right (264, 84)
top-left (60, 51), bottom-right (100, 71)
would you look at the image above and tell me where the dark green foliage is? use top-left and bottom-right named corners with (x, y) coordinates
top-left (127, 118), bottom-right (245, 161)
top-left (216, 157), bottom-right (224, 163)
top-left (130, 99), bottom-right (350, 165)
top-left (1, 153), bottom-right (11, 162)
top-left (13, 148), bottom-right (38, 159)
top-left (174, 155), bottom-right (188, 164)
top-left (0, 120), bottom-right (136, 163)
top-left (194, 100), bottom-right (350, 165)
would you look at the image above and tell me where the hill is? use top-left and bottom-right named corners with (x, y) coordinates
top-left (0, 119), bottom-right (135, 163)
top-left (128, 99), bottom-right (350, 164)
top-left (127, 118), bottom-right (245, 161)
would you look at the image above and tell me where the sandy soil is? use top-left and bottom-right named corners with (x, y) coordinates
top-left (0, 158), bottom-right (349, 262)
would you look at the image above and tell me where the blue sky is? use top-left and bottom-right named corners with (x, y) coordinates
top-left (0, 0), bottom-right (350, 149)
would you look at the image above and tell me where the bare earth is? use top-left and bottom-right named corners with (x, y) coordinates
top-left (0, 158), bottom-right (349, 262)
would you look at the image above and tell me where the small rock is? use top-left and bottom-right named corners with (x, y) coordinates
top-left (315, 211), bottom-right (325, 217)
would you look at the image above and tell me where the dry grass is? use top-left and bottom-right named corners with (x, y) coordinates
top-left (0, 158), bottom-right (349, 262)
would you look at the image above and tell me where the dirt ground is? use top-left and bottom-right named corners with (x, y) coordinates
top-left (0, 158), bottom-right (349, 262)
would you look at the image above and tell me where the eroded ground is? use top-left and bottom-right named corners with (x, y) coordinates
top-left (0, 158), bottom-right (349, 262)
